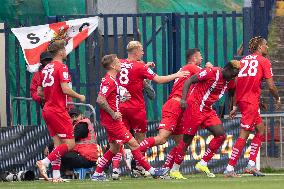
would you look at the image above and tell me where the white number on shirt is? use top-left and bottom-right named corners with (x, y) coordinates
top-left (42, 68), bottom-right (54, 87)
top-left (238, 59), bottom-right (259, 77)
top-left (119, 68), bottom-right (129, 85)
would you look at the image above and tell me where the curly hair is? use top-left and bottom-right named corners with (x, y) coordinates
top-left (248, 36), bottom-right (265, 53)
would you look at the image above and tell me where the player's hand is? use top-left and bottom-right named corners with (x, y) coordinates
top-left (275, 98), bottom-right (281, 110)
top-left (205, 62), bottom-right (213, 68)
top-left (176, 70), bottom-right (190, 78)
top-left (180, 99), bottom-right (187, 109)
top-left (146, 62), bottom-right (155, 68)
top-left (229, 109), bottom-right (237, 119)
top-left (112, 111), bottom-right (122, 120)
top-left (79, 95), bottom-right (86, 102)
top-left (260, 99), bottom-right (268, 111)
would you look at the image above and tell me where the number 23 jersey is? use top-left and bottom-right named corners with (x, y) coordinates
top-left (118, 59), bottom-right (156, 109)
top-left (40, 61), bottom-right (71, 112)
top-left (236, 53), bottom-right (273, 104)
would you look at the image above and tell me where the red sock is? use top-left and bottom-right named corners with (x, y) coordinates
top-left (112, 147), bottom-right (123, 169)
top-left (51, 157), bottom-right (61, 171)
top-left (174, 140), bottom-right (189, 165)
top-left (47, 144), bottom-right (68, 162)
top-left (202, 135), bottom-right (226, 162)
top-left (163, 147), bottom-right (177, 168)
top-left (139, 137), bottom-right (156, 153)
top-left (228, 137), bottom-right (247, 166)
top-left (249, 133), bottom-right (264, 162)
top-left (96, 150), bottom-right (116, 173)
top-left (131, 148), bottom-right (151, 171)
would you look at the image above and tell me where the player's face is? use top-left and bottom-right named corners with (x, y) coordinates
top-left (194, 52), bottom-right (203, 65)
top-left (259, 39), bottom-right (268, 56)
top-left (226, 68), bottom-right (239, 81)
top-left (60, 49), bottom-right (67, 61)
top-left (135, 46), bottom-right (144, 60)
top-left (113, 58), bottom-right (121, 72)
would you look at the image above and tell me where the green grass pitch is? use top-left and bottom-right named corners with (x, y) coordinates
top-left (1, 174), bottom-right (283, 189)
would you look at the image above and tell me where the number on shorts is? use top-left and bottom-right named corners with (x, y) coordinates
top-left (42, 68), bottom-right (55, 87)
top-left (238, 59), bottom-right (259, 77)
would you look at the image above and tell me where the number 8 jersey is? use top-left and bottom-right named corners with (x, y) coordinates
top-left (40, 61), bottom-right (71, 112)
top-left (236, 53), bottom-right (273, 104)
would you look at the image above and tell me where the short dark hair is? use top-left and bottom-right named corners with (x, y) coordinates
top-left (38, 51), bottom-right (53, 71)
top-left (101, 54), bottom-right (117, 70)
top-left (249, 36), bottom-right (265, 53)
top-left (224, 60), bottom-right (240, 70)
top-left (186, 48), bottom-right (200, 61)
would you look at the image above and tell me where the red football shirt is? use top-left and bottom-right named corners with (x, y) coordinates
top-left (40, 61), bottom-right (71, 112)
top-left (30, 71), bottom-right (41, 103)
top-left (236, 53), bottom-right (273, 104)
top-left (98, 74), bottom-right (120, 124)
top-left (187, 67), bottom-right (235, 112)
top-left (118, 59), bottom-right (156, 109)
top-left (168, 64), bottom-right (202, 99)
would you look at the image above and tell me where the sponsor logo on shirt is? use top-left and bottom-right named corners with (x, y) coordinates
top-left (101, 86), bottom-right (109, 94)
top-left (63, 72), bottom-right (69, 79)
top-left (147, 68), bottom-right (155, 75)
top-left (199, 70), bottom-right (207, 77)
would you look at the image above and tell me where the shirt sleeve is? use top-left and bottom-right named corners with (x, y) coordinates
top-left (227, 79), bottom-right (236, 90)
top-left (262, 59), bottom-right (273, 79)
top-left (59, 65), bottom-right (71, 83)
top-left (98, 80), bottom-right (116, 98)
top-left (141, 65), bottom-right (157, 80)
top-left (196, 68), bottom-right (213, 81)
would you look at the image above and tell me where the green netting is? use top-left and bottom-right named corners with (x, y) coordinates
top-left (138, 0), bottom-right (244, 119)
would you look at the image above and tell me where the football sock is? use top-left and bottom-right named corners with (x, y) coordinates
top-left (95, 150), bottom-right (116, 173)
top-left (46, 144), bottom-right (68, 163)
top-left (173, 140), bottom-right (189, 165)
top-left (202, 134), bottom-right (226, 162)
top-left (163, 147), bottom-right (177, 169)
top-left (228, 137), bottom-right (246, 166)
top-left (139, 137), bottom-right (156, 153)
top-left (249, 133), bottom-right (264, 163)
top-left (131, 148), bottom-right (151, 171)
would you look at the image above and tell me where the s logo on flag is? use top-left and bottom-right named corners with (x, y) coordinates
top-left (11, 16), bottom-right (99, 72)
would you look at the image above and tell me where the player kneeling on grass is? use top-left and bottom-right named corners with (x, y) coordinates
top-left (91, 54), bottom-right (169, 181)
top-left (171, 60), bottom-right (240, 178)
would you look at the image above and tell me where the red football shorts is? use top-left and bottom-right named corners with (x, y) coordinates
top-left (182, 102), bottom-right (222, 135)
top-left (120, 107), bottom-right (147, 133)
top-left (102, 120), bottom-right (133, 144)
top-left (158, 98), bottom-right (184, 135)
top-left (238, 101), bottom-right (262, 131)
top-left (42, 109), bottom-right (74, 139)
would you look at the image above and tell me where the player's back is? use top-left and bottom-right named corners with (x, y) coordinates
top-left (41, 61), bottom-right (69, 112)
top-left (168, 64), bottom-right (201, 99)
top-left (118, 59), bottom-right (156, 109)
top-left (236, 53), bottom-right (273, 104)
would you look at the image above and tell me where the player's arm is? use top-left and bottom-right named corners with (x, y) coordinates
top-left (152, 70), bottom-right (190, 84)
top-left (180, 74), bottom-right (199, 109)
top-left (61, 83), bottom-right (85, 102)
top-left (37, 86), bottom-right (44, 98)
top-left (265, 78), bottom-right (281, 109)
top-left (96, 95), bottom-right (121, 120)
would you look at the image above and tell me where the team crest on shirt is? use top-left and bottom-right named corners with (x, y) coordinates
top-left (147, 68), bottom-right (155, 75)
top-left (199, 70), bottom-right (207, 77)
top-left (101, 86), bottom-right (109, 94)
top-left (63, 72), bottom-right (69, 79)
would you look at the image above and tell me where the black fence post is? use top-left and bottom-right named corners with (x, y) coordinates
top-left (171, 13), bottom-right (181, 73)
top-left (243, 7), bottom-right (253, 56)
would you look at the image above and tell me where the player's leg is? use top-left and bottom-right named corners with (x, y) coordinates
top-left (126, 137), bottom-right (169, 177)
top-left (245, 118), bottom-right (265, 176)
top-left (195, 123), bottom-right (226, 178)
top-left (92, 141), bottom-right (120, 181)
top-left (224, 102), bottom-right (256, 177)
top-left (139, 129), bottom-right (172, 153)
top-left (112, 145), bottom-right (123, 180)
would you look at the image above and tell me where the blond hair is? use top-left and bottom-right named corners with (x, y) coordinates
top-left (127, 41), bottom-right (142, 53)
top-left (47, 40), bottom-right (65, 55)
top-left (230, 60), bottom-right (240, 69)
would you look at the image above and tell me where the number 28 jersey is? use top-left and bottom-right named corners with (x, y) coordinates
top-left (40, 61), bottom-right (71, 112)
top-left (236, 53), bottom-right (273, 104)
top-left (118, 59), bottom-right (156, 109)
